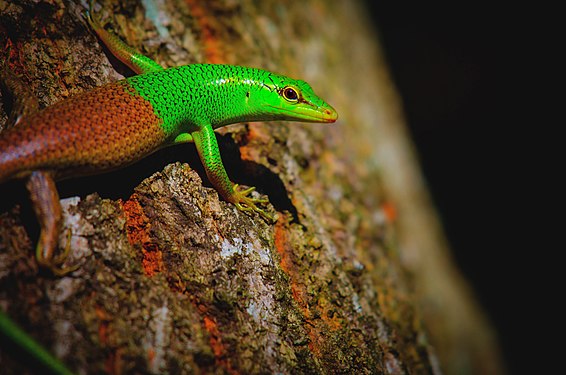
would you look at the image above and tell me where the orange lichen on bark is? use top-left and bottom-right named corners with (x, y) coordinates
top-left (202, 315), bottom-right (238, 375)
top-left (121, 194), bottom-right (163, 276)
top-left (104, 348), bottom-right (124, 375)
top-left (184, 0), bottom-right (226, 64)
top-left (274, 218), bottom-right (294, 275)
top-left (146, 347), bottom-right (156, 369)
top-left (95, 306), bottom-right (111, 345)
top-left (274, 219), bottom-right (345, 357)
top-left (94, 306), bottom-right (124, 375)
top-left (1, 36), bottom-right (25, 76)
top-left (317, 295), bottom-right (342, 331)
top-left (237, 123), bottom-right (272, 162)
top-left (381, 201), bottom-right (397, 223)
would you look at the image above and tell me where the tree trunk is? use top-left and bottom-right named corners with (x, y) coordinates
top-left (0, 0), bottom-right (505, 374)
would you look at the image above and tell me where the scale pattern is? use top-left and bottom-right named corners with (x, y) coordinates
top-left (0, 64), bottom-right (334, 185)
top-left (127, 64), bottom-right (273, 131)
top-left (0, 81), bottom-right (165, 182)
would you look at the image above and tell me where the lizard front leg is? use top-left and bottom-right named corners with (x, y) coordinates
top-left (189, 126), bottom-right (273, 221)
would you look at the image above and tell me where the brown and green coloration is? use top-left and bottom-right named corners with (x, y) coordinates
top-left (0, 8), bottom-right (337, 274)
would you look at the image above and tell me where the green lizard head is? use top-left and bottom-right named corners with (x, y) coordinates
top-left (253, 75), bottom-right (338, 123)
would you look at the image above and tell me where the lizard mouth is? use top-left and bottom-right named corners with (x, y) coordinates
top-left (267, 104), bottom-right (338, 123)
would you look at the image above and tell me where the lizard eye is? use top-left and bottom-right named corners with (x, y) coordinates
top-left (282, 87), bottom-right (299, 102)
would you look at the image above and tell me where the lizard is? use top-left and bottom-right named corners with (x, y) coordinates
top-left (0, 5), bottom-right (337, 275)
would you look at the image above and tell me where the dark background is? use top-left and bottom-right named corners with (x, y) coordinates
top-left (365, 3), bottom-right (550, 374)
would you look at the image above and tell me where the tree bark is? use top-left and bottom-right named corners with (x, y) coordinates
top-left (0, 0), bottom-right (505, 374)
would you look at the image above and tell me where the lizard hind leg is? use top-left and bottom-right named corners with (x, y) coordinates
top-left (26, 171), bottom-right (77, 275)
top-left (0, 61), bottom-right (39, 129)
top-left (85, 1), bottom-right (164, 75)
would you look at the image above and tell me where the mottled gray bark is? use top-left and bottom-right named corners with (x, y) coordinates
top-left (0, 0), bottom-right (504, 374)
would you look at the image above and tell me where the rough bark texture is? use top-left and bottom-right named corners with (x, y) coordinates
top-left (0, 0), bottom-right (504, 374)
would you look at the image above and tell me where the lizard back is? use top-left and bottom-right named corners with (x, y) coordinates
top-left (0, 81), bottom-right (167, 182)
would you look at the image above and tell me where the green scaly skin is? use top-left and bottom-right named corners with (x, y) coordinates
top-left (126, 64), bottom-right (337, 204)
top-left (0, 5), bottom-right (337, 273)
top-left (0, 5), bottom-right (337, 374)
top-left (84, 6), bottom-right (337, 216)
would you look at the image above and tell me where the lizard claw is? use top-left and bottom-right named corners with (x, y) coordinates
top-left (231, 184), bottom-right (274, 222)
top-left (37, 228), bottom-right (79, 276)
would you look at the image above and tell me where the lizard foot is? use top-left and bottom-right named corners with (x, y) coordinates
top-left (37, 229), bottom-right (79, 276)
top-left (231, 184), bottom-right (275, 222)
